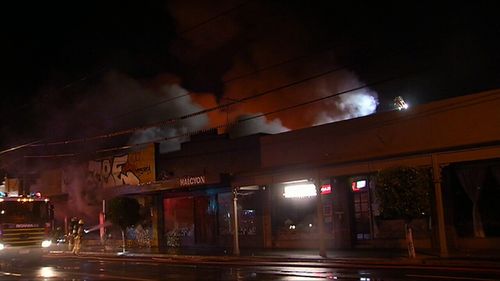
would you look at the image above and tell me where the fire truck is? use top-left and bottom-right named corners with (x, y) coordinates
top-left (0, 192), bottom-right (54, 260)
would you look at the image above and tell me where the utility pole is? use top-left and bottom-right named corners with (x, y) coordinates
top-left (432, 154), bottom-right (449, 257)
top-left (100, 199), bottom-right (106, 245)
top-left (232, 187), bottom-right (240, 255)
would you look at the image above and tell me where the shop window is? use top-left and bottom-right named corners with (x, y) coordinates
top-left (272, 184), bottom-right (317, 238)
top-left (352, 179), bottom-right (372, 240)
top-left (194, 196), bottom-right (217, 244)
top-left (163, 197), bottom-right (195, 246)
top-left (218, 193), bottom-right (233, 235)
top-left (240, 209), bottom-right (257, 235)
top-left (217, 192), bottom-right (260, 236)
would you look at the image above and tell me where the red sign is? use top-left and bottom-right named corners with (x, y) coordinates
top-left (320, 184), bottom-right (332, 195)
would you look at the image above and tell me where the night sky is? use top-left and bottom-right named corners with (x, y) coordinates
top-left (1, 1), bottom-right (500, 165)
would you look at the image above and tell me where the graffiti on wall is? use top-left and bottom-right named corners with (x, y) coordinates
top-left (88, 144), bottom-right (155, 188)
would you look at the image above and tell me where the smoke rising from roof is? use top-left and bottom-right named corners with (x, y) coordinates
top-left (314, 89), bottom-right (379, 125)
top-left (228, 114), bottom-right (289, 138)
top-left (127, 83), bottom-right (210, 153)
top-left (11, 1), bottom-right (384, 156)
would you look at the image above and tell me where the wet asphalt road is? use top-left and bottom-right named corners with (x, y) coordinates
top-left (0, 254), bottom-right (499, 280)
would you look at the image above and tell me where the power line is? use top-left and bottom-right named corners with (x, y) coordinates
top-left (1, 1), bottom-right (251, 134)
top-left (108, 41), bottom-right (347, 122)
top-left (24, 153), bottom-right (76, 159)
top-left (0, 1), bottom-right (268, 161)
top-left (179, 1), bottom-right (253, 34)
top-left (21, 46), bottom-right (411, 151)
top-left (239, 70), bottom-right (427, 123)
top-left (0, 139), bottom-right (44, 156)
top-left (0, 66), bottom-right (107, 119)
top-left (104, 42), bottom-right (348, 128)
top-left (104, 1), bottom-right (337, 121)
top-left (21, 81), bottom-right (500, 160)
top-left (111, 93), bottom-right (191, 120)
top-left (3, 0), bottom-right (247, 144)
top-left (3, 42), bottom-right (421, 156)
top-left (62, 1), bottom-right (255, 124)
top-left (1, 3), bottom-right (381, 152)
top-left (222, 41), bottom-right (347, 84)
top-left (92, 2), bottom-right (259, 123)
top-left (22, 67), bottom-right (429, 158)
top-left (25, 59), bottom-right (359, 149)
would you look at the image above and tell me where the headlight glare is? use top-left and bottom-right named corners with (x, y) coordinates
top-left (41, 240), bottom-right (52, 248)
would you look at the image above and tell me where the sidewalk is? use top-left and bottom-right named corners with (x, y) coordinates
top-left (50, 242), bottom-right (500, 270)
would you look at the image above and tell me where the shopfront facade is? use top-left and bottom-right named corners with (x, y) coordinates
top-left (30, 89), bottom-right (500, 254)
top-left (233, 89), bottom-right (500, 253)
top-left (159, 177), bottom-right (265, 249)
top-left (155, 132), bottom-right (263, 249)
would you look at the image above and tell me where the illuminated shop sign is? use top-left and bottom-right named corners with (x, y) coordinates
top-left (283, 180), bottom-right (317, 198)
top-left (320, 184), bottom-right (331, 195)
top-left (351, 180), bottom-right (367, 192)
top-left (179, 176), bottom-right (206, 187)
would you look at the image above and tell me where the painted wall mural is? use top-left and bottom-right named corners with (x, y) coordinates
top-left (88, 144), bottom-right (155, 188)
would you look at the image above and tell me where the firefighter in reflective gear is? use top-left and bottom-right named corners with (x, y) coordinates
top-left (68, 217), bottom-right (78, 251)
top-left (72, 219), bottom-right (85, 254)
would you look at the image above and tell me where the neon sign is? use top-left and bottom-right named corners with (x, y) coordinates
top-left (320, 184), bottom-right (332, 195)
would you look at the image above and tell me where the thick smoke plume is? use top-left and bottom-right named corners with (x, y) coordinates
top-left (25, 1), bottom-right (383, 226)
top-left (127, 83), bottom-right (210, 153)
top-left (165, 1), bottom-right (379, 138)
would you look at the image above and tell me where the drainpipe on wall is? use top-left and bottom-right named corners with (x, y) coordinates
top-left (232, 187), bottom-right (240, 255)
top-left (432, 154), bottom-right (449, 257)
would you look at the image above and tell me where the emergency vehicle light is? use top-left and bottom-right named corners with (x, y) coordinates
top-left (28, 192), bottom-right (42, 198)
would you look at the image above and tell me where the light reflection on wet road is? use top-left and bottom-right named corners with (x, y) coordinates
top-left (0, 256), bottom-right (499, 280)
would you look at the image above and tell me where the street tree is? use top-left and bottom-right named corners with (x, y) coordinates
top-left (375, 166), bottom-right (432, 258)
top-left (106, 196), bottom-right (142, 252)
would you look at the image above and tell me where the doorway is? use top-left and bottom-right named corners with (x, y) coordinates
top-left (194, 196), bottom-right (217, 245)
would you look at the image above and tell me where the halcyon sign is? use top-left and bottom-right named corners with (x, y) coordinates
top-left (179, 176), bottom-right (206, 187)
